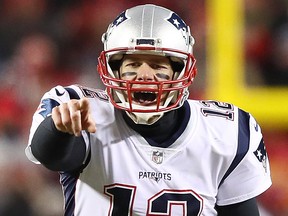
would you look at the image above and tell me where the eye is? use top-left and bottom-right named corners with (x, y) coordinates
top-left (150, 64), bottom-right (167, 70)
top-left (125, 62), bottom-right (141, 68)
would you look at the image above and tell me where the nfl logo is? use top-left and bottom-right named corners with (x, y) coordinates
top-left (152, 151), bottom-right (164, 164)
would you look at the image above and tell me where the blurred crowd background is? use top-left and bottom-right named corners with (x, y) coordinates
top-left (0, 0), bottom-right (287, 215)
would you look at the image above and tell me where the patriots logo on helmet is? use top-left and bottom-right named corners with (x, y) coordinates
top-left (111, 11), bottom-right (128, 27)
top-left (167, 13), bottom-right (188, 32)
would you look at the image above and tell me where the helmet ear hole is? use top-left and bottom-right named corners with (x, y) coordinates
top-left (109, 54), bottom-right (124, 71)
top-left (109, 59), bottom-right (122, 72)
top-left (170, 59), bottom-right (185, 74)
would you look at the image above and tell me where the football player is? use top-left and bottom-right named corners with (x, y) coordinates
top-left (25, 4), bottom-right (271, 216)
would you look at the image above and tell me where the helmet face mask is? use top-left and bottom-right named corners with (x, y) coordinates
top-left (97, 4), bottom-right (197, 124)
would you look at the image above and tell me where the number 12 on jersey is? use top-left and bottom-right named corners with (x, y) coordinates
top-left (200, 100), bottom-right (234, 120)
top-left (104, 183), bottom-right (203, 215)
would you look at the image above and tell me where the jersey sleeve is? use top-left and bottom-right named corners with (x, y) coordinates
top-left (25, 85), bottom-right (90, 164)
top-left (216, 110), bottom-right (272, 206)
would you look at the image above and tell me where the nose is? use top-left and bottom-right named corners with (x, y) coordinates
top-left (136, 63), bottom-right (155, 81)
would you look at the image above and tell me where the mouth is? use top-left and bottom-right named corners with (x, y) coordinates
top-left (133, 92), bottom-right (157, 104)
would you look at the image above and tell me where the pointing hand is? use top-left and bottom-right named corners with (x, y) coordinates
top-left (52, 98), bottom-right (96, 136)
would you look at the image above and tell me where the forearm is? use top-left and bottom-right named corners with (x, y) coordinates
top-left (30, 116), bottom-right (87, 172)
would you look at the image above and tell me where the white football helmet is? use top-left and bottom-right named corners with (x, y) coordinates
top-left (98, 4), bottom-right (197, 124)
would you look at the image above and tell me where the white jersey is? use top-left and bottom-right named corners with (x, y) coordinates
top-left (26, 85), bottom-right (272, 216)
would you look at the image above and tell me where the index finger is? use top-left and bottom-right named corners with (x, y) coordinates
top-left (79, 98), bottom-right (97, 133)
top-left (79, 97), bottom-right (90, 114)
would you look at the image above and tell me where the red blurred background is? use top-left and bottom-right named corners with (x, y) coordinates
top-left (0, 0), bottom-right (287, 215)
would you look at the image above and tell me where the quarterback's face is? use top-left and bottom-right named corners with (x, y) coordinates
top-left (119, 54), bottom-right (174, 106)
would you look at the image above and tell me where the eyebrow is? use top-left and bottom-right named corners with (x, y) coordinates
top-left (123, 56), bottom-right (170, 65)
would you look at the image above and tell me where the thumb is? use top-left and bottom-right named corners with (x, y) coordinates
top-left (79, 98), bottom-right (97, 133)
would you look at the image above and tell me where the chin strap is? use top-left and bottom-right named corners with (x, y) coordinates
top-left (126, 111), bottom-right (164, 125)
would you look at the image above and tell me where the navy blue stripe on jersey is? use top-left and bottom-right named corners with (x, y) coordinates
top-left (60, 171), bottom-right (80, 216)
top-left (65, 87), bottom-right (81, 100)
top-left (60, 149), bottom-right (91, 215)
top-left (136, 101), bottom-right (190, 148)
top-left (59, 87), bottom-right (89, 215)
top-left (219, 109), bottom-right (250, 187)
top-left (166, 101), bottom-right (191, 146)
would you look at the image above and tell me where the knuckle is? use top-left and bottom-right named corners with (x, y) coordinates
top-left (70, 111), bottom-right (80, 121)
top-left (62, 118), bottom-right (72, 126)
top-left (68, 99), bottom-right (79, 107)
top-left (53, 120), bottom-right (66, 132)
